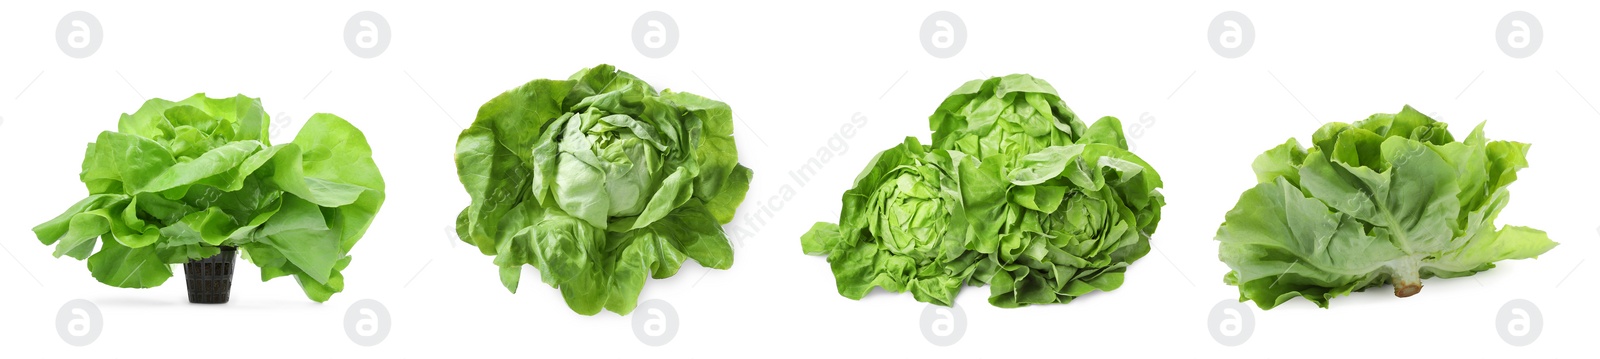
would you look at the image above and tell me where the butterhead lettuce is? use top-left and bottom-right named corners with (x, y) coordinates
top-left (34, 94), bottom-right (385, 302)
top-left (455, 65), bottom-right (752, 315)
top-left (930, 74), bottom-right (1085, 166)
top-left (803, 74), bottom-right (1165, 308)
top-left (801, 138), bottom-right (976, 306)
top-left (1216, 106), bottom-right (1556, 309)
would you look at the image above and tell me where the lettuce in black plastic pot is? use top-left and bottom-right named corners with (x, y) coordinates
top-left (35, 94), bottom-right (385, 302)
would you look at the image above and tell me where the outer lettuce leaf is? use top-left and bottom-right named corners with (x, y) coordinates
top-left (455, 65), bottom-right (751, 315)
top-left (1216, 106), bottom-right (1556, 309)
top-left (35, 94), bottom-right (384, 302)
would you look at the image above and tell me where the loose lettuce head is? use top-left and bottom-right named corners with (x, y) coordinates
top-left (455, 65), bottom-right (752, 315)
top-left (34, 94), bottom-right (386, 302)
top-left (1216, 106), bottom-right (1556, 310)
top-left (804, 74), bottom-right (1165, 308)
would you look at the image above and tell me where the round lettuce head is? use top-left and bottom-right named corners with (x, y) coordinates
top-left (965, 134), bottom-right (1165, 308)
top-left (801, 137), bottom-right (977, 306)
top-left (455, 65), bottom-right (752, 315)
top-left (34, 93), bottom-right (386, 302)
top-left (1216, 106), bottom-right (1557, 310)
top-left (929, 74), bottom-right (1093, 165)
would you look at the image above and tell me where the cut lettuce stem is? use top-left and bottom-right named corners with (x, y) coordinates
top-left (1384, 255), bottom-right (1425, 297)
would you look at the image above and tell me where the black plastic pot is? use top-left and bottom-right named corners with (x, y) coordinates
top-left (183, 246), bottom-right (238, 304)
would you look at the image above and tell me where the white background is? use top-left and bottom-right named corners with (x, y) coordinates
top-left (2, 1), bottom-right (1597, 357)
